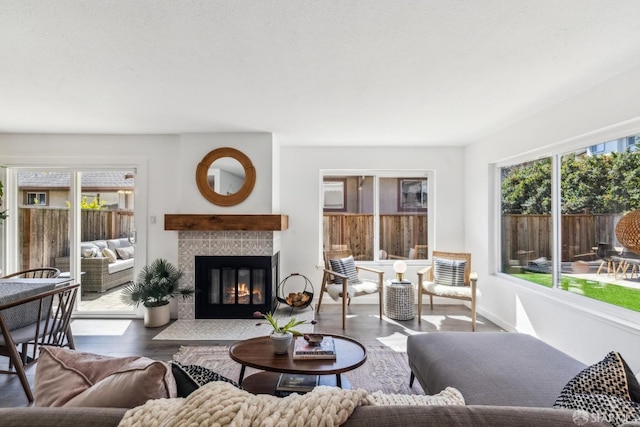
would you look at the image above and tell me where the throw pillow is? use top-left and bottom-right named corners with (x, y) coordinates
top-left (554, 351), bottom-right (640, 426)
top-left (102, 247), bottom-right (118, 263)
top-left (115, 246), bottom-right (135, 260)
top-left (171, 362), bottom-right (243, 398)
top-left (433, 257), bottom-right (466, 287)
top-left (329, 256), bottom-right (360, 285)
top-left (35, 346), bottom-right (176, 408)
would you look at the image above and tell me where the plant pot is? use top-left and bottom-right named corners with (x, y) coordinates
top-left (144, 304), bottom-right (171, 327)
top-left (270, 331), bottom-right (293, 354)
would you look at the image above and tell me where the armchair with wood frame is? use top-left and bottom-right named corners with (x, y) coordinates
top-left (317, 249), bottom-right (384, 329)
top-left (0, 283), bottom-right (79, 402)
top-left (416, 251), bottom-right (478, 331)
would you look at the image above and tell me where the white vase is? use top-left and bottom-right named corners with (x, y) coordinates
top-left (144, 304), bottom-right (171, 327)
top-left (270, 331), bottom-right (293, 354)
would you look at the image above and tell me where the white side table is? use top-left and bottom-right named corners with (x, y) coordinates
top-left (384, 280), bottom-right (416, 320)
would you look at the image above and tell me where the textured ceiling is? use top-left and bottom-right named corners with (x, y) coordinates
top-left (2, 0), bottom-right (640, 145)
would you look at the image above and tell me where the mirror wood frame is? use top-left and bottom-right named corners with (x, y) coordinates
top-left (196, 147), bottom-right (256, 206)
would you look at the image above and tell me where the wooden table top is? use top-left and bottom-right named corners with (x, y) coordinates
top-left (229, 333), bottom-right (367, 376)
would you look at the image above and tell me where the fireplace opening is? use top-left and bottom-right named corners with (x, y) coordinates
top-left (195, 253), bottom-right (279, 319)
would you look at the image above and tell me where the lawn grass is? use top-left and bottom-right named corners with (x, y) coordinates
top-left (511, 273), bottom-right (640, 312)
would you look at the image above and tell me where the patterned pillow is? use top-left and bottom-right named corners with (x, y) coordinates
top-left (553, 351), bottom-right (640, 427)
top-left (115, 246), bottom-right (135, 260)
top-left (171, 362), bottom-right (243, 398)
top-left (433, 257), bottom-right (466, 287)
top-left (329, 256), bottom-right (360, 285)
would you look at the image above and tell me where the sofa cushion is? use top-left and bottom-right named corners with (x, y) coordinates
top-left (35, 346), bottom-right (176, 408)
top-left (91, 240), bottom-right (108, 250)
top-left (107, 238), bottom-right (131, 251)
top-left (553, 351), bottom-right (640, 426)
top-left (115, 246), bottom-right (134, 260)
top-left (102, 248), bottom-right (118, 263)
top-left (80, 242), bottom-right (100, 258)
top-left (107, 258), bottom-right (134, 274)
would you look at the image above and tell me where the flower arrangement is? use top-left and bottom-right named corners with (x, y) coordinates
top-left (253, 311), bottom-right (316, 335)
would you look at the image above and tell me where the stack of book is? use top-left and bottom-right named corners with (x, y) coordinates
top-left (292, 335), bottom-right (337, 360)
top-left (275, 373), bottom-right (319, 396)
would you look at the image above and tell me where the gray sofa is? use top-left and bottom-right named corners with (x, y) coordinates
top-left (0, 332), bottom-right (618, 426)
top-left (0, 405), bottom-right (610, 427)
top-left (55, 238), bottom-right (134, 293)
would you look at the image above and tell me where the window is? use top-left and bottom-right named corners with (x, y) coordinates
top-left (26, 192), bottom-right (47, 206)
top-left (500, 134), bottom-right (640, 312)
top-left (322, 173), bottom-right (430, 262)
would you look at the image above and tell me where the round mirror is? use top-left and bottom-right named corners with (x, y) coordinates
top-left (196, 147), bottom-right (256, 206)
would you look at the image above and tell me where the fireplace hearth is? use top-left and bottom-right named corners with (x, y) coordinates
top-left (195, 253), bottom-right (279, 319)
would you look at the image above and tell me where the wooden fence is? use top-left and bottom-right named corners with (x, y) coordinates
top-left (323, 213), bottom-right (428, 259)
top-left (324, 212), bottom-right (622, 265)
top-left (501, 213), bottom-right (621, 268)
top-left (19, 207), bottom-right (134, 270)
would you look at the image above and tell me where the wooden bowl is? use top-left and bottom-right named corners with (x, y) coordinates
top-left (304, 334), bottom-right (324, 346)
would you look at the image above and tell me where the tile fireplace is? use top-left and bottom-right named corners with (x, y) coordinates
top-left (176, 229), bottom-right (281, 320)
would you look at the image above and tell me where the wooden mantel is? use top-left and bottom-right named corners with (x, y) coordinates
top-left (164, 214), bottom-right (288, 231)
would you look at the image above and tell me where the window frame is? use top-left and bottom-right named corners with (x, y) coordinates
top-left (320, 169), bottom-right (434, 265)
top-left (494, 122), bottom-right (640, 319)
top-left (25, 191), bottom-right (48, 206)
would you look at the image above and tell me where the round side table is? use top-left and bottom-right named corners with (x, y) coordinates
top-left (384, 280), bottom-right (416, 320)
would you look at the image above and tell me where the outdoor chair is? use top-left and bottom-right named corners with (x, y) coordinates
top-left (2, 267), bottom-right (61, 279)
top-left (613, 249), bottom-right (640, 280)
top-left (595, 243), bottom-right (618, 275)
top-left (417, 251), bottom-right (478, 331)
top-left (0, 282), bottom-right (79, 402)
top-left (317, 249), bottom-right (384, 329)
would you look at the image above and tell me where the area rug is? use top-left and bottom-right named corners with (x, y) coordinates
top-left (172, 344), bottom-right (424, 395)
top-left (154, 306), bottom-right (315, 340)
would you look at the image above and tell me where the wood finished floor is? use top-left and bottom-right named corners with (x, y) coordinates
top-left (0, 304), bottom-right (502, 407)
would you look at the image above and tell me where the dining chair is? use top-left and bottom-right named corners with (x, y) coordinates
top-left (0, 282), bottom-right (79, 402)
top-left (2, 267), bottom-right (61, 279)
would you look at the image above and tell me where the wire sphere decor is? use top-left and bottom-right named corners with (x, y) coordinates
top-left (615, 209), bottom-right (640, 255)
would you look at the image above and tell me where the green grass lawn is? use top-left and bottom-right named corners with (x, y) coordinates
top-left (512, 273), bottom-right (640, 312)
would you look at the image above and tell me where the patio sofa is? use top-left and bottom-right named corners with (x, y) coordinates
top-left (55, 238), bottom-right (134, 293)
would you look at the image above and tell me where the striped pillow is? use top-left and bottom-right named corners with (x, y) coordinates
top-left (433, 257), bottom-right (466, 287)
top-left (329, 256), bottom-right (360, 284)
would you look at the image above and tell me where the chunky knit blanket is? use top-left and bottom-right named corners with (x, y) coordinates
top-left (118, 381), bottom-right (464, 427)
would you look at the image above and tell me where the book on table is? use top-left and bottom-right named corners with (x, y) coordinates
top-left (276, 373), bottom-right (319, 393)
top-left (293, 335), bottom-right (337, 360)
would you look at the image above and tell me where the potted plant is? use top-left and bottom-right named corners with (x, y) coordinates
top-left (121, 258), bottom-right (194, 327)
top-left (253, 311), bottom-right (316, 354)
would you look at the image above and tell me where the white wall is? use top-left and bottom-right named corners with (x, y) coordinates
top-left (279, 145), bottom-right (465, 301)
top-left (0, 132), bottom-right (275, 318)
top-left (466, 64), bottom-right (640, 368)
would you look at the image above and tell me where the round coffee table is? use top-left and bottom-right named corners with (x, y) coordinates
top-left (229, 334), bottom-right (367, 395)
